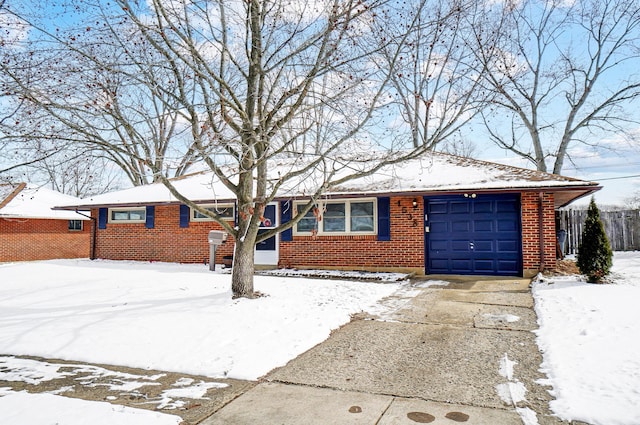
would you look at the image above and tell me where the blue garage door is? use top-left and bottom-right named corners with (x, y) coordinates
top-left (425, 194), bottom-right (522, 276)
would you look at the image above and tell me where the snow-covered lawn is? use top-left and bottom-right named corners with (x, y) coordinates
top-left (0, 259), bottom-right (400, 424)
top-left (0, 259), bottom-right (398, 379)
top-left (3, 253), bottom-right (640, 425)
top-left (0, 390), bottom-right (183, 425)
top-left (533, 252), bottom-right (640, 425)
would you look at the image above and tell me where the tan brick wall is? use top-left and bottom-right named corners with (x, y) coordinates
top-left (0, 218), bottom-right (91, 262)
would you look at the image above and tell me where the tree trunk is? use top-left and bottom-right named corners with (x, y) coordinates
top-left (231, 234), bottom-right (256, 298)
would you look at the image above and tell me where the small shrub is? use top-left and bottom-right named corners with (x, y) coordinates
top-left (576, 197), bottom-right (613, 283)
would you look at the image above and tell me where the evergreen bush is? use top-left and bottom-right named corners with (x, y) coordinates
top-left (576, 197), bottom-right (613, 283)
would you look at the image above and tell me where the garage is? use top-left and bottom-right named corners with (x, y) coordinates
top-left (424, 194), bottom-right (522, 276)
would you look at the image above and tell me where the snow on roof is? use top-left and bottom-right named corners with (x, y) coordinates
top-left (61, 172), bottom-right (237, 208)
top-left (56, 152), bottom-right (598, 209)
top-left (0, 184), bottom-right (90, 220)
top-left (324, 153), bottom-right (595, 195)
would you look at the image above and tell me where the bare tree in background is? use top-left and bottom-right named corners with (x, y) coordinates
top-left (1, 5), bottom-right (200, 186)
top-left (2, 0), bottom-right (476, 298)
top-left (35, 150), bottom-right (121, 197)
top-left (382, 0), bottom-right (494, 150)
top-left (0, 1), bottom-right (52, 180)
top-left (475, 0), bottom-right (640, 173)
top-left (624, 189), bottom-right (640, 209)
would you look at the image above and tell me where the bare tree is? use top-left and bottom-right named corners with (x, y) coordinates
top-left (475, 0), bottom-right (640, 173)
top-left (438, 134), bottom-right (478, 158)
top-left (0, 1), bottom-right (115, 194)
top-left (3, 0), bottom-right (475, 298)
top-left (384, 0), bottom-right (494, 150)
top-left (1, 30), bottom-right (200, 186)
top-left (624, 189), bottom-right (640, 209)
top-left (27, 148), bottom-right (121, 197)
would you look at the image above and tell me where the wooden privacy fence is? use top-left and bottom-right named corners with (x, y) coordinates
top-left (557, 209), bottom-right (640, 254)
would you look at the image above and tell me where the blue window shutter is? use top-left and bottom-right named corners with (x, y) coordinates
top-left (98, 208), bottom-right (107, 229)
top-left (145, 206), bottom-right (155, 229)
top-left (280, 200), bottom-right (293, 242)
top-left (179, 204), bottom-right (189, 228)
top-left (377, 197), bottom-right (390, 241)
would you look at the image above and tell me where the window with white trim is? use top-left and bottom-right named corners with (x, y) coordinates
top-left (108, 208), bottom-right (146, 223)
top-left (294, 199), bottom-right (376, 235)
top-left (68, 220), bottom-right (83, 231)
top-left (191, 204), bottom-right (235, 221)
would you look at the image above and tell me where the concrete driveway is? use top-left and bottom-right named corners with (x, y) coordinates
top-left (203, 277), bottom-right (565, 425)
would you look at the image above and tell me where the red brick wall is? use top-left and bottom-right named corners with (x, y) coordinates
top-left (279, 196), bottom-right (424, 271)
top-left (91, 192), bottom-right (557, 276)
top-left (93, 205), bottom-right (235, 264)
top-left (521, 192), bottom-right (557, 274)
top-left (0, 218), bottom-right (90, 262)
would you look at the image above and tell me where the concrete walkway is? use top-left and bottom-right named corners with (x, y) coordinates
top-left (202, 277), bottom-right (563, 425)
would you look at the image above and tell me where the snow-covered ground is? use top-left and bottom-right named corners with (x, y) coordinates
top-left (533, 252), bottom-right (640, 425)
top-left (0, 390), bottom-right (183, 425)
top-left (2, 253), bottom-right (640, 424)
top-left (0, 259), bottom-right (398, 380)
top-left (0, 259), bottom-right (400, 424)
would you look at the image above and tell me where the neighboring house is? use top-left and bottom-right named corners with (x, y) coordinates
top-left (55, 152), bottom-right (599, 277)
top-left (0, 183), bottom-right (91, 262)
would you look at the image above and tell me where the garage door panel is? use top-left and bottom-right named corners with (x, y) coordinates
top-left (473, 240), bottom-right (494, 252)
top-left (474, 220), bottom-right (493, 232)
top-left (474, 260), bottom-right (495, 271)
top-left (497, 219), bottom-right (518, 232)
top-left (431, 221), bottom-right (449, 232)
top-left (473, 201), bottom-right (493, 213)
top-left (497, 240), bottom-right (518, 252)
top-left (425, 194), bottom-right (522, 276)
top-left (451, 240), bottom-right (471, 251)
top-left (430, 239), bottom-right (449, 250)
top-left (497, 260), bottom-right (519, 272)
top-left (429, 202), bottom-right (448, 214)
top-left (451, 259), bottom-right (472, 272)
top-left (497, 200), bottom-right (519, 212)
top-left (452, 221), bottom-right (470, 232)
top-left (430, 259), bottom-right (450, 270)
top-left (450, 202), bottom-right (470, 214)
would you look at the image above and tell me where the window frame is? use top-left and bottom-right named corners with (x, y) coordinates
top-left (68, 219), bottom-right (83, 231)
top-left (107, 207), bottom-right (147, 224)
top-left (293, 198), bottom-right (377, 236)
top-left (190, 203), bottom-right (235, 222)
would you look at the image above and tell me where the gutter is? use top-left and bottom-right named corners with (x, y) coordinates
top-left (51, 184), bottom-right (602, 212)
top-left (538, 192), bottom-right (545, 272)
top-left (74, 210), bottom-right (97, 260)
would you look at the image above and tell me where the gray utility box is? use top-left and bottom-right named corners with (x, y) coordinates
top-left (208, 230), bottom-right (226, 271)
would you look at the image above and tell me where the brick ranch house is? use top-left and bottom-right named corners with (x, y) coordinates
top-left (56, 152), bottom-right (599, 277)
top-left (0, 183), bottom-right (91, 262)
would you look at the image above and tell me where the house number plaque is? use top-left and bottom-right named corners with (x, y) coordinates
top-left (398, 201), bottom-right (418, 226)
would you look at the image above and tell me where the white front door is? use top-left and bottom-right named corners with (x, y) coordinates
top-left (254, 203), bottom-right (278, 265)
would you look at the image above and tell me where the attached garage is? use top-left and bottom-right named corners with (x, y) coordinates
top-left (425, 194), bottom-right (522, 276)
